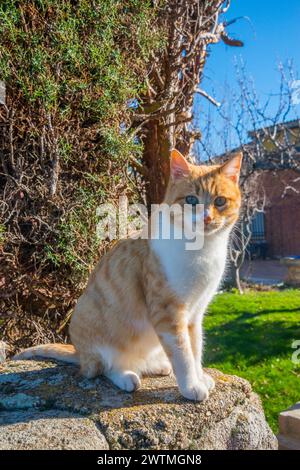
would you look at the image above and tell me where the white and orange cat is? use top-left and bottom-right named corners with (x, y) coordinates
top-left (15, 149), bottom-right (242, 402)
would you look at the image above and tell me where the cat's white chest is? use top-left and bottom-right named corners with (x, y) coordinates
top-left (150, 231), bottom-right (229, 316)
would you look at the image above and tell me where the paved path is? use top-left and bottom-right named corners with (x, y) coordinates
top-left (241, 259), bottom-right (288, 285)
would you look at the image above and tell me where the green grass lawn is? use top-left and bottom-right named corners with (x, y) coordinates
top-left (204, 289), bottom-right (300, 433)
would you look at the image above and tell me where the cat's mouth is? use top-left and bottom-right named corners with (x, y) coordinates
top-left (204, 221), bottom-right (223, 235)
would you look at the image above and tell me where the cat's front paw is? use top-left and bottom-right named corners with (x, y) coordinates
top-left (203, 372), bottom-right (215, 391)
top-left (195, 367), bottom-right (215, 391)
top-left (180, 380), bottom-right (209, 402)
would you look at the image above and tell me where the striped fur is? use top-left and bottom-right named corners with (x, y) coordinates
top-left (14, 149), bottom-right (242, 401)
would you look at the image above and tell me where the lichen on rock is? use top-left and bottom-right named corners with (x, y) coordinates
top-left (0, 360), bottom-right (278, 450)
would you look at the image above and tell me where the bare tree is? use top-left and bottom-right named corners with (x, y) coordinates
top-left (133, 0), bottom-right (243, 204)
top-left (195, 60), bottom-right (300, 291)
top-left (228, 174), bottom-right (266, 293)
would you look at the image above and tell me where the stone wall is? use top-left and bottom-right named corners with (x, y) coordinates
top-left (278, 402), bottom-right (300, 450)
top-left (0, 359), bottom-right (277, 450)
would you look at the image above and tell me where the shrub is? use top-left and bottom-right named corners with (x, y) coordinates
top-left (0, 0), bottom-right (164, 350)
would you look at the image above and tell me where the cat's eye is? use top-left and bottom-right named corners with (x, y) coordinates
top-left (214, 196), bottom-right (227, 208)
top-left (185, 195), bottom-right (199, 206)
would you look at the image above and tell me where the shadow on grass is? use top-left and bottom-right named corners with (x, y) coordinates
top-left (204, 308), bottom-right (300, 366)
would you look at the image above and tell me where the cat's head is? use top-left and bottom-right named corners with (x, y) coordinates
top-left (164, 149), bottom-right (242, 236)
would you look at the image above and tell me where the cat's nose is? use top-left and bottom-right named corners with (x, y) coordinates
top-left (204, 209), bottom-right (212, 225)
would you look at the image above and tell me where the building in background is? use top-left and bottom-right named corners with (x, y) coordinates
top-left (248, 120), bottom-right (300, 257)
top-left (250, 168), bottom-right (300, 257)
top-left (215, 120), bottom-right (300, 259)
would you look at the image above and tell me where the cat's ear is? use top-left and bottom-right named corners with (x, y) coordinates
top-left (170, 149), bottom-right (190, 180)
top-left (220, 152), bottom-right (242, 183)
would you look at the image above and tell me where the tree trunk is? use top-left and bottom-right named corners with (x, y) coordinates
top-left (138, 1), bottom-right (242, 205)
top-left (228, 260), bottom-right (244, 294)
top-left (143, 119), bottom-right (172, 205)
top-left (235, 267), bottom-right (244, 294)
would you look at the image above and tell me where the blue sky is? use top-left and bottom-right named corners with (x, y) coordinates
top-left (194, 0), bottom-right (300, 157)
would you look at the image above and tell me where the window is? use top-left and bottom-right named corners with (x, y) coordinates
top-left (250, 212), bottom-right (265, 241)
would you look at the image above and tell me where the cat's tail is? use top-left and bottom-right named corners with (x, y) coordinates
top-left (13, 344), bottom-right (79, 365)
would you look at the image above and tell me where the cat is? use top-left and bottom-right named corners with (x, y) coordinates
top-left (14, 149), bottom-right (242, 401)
